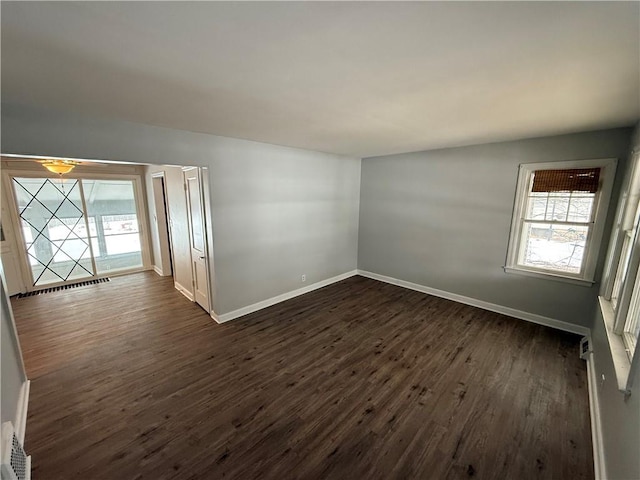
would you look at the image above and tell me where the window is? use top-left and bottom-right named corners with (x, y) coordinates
top-left (12, 176), bottom-right (146, 287)
top-left (602, 151), bottom-right (640, 374)
top-left (82, 179), bottom-right (143, 274)
top-left (505, 159), bottom-right (617, 284)
top-left (623, 270), bottom-right (640, 358)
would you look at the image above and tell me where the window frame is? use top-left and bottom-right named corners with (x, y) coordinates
top-left (505, 158), bottom-right (617, 285)
top-left (2, 169), bottom-right (151, 291)
top-left (600, 150), bottom-right (640, 394)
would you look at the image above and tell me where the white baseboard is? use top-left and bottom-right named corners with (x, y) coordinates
top-left (586, 353), bottom-right (606, 480)
top-left (15, 380), bottom-right (30, 443)
top-left (209, 267), bottom-right (600, 475)
top-left (216, 270), bottom-right (358, 323)
top-left (153, 265), bottom-right (172, 277)
top-left (174, 282), bottom-right (194, 302)
top-left (357, 270), bottom-right (590, 336)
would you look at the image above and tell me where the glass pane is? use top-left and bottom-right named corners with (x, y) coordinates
top-left (518, 222), bottom-right (588, 274)
top-left (91, 236), bottom-right (101, 257)
top-left (13, 177), bottom-right (94, 286)
top-left (623, 267), bottom-right (640, 359)
top-left (105, 233), bottom-right (141, 255)
top-left (545, 194), bottom-right (570, 221)
top-left (82, 180), bottom-right (143, 273)
top-left (48, 217), bottom-right (83, 241)
top-left (526, 196), bottom-right (548, 220)
top-left (611, 233), bottom-right (633, 310)
top-left (567, 196), bottom-right (595, 223)
top-left (53, 238), bottom-right (91, 262)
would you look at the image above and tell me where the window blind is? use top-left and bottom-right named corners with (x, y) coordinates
top-left (532, 168), bottom-right (601, 193)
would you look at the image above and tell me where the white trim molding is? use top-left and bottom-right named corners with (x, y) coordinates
top-left (503, 266), bottom-right (595, 287)
top-left (152, 266), bottom-right (172, 277)
top-left (215, 270), bottom-right (358, 323)
top-left (174, 282), bottom-right (194, 302)
top-left (15, 380), bottom-right (30, 444)
top-left (585, 353), bottom-right (606, 480)
top-left (357, 270), bottom-right (590, 336)
top-left (211, 268), bottom-right (589, 335)
top-left (598, 296), bottom-right (633, 394)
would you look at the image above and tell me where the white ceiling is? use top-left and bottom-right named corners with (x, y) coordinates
top-left (2, 2), bottom-right (639, 158)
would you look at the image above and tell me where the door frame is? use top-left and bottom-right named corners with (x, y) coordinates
top-left (200, 166), bottom-right (217, 316)
top-left (182, 166), bottom-right (213, 314)
top-left (151, 172), bottom-right (174, 277)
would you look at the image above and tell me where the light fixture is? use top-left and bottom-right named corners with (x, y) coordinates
top-left (41, 159), bottom-right (78, 175)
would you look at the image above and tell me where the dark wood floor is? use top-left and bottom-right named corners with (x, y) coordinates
top-left (11, 272), bottom-right (593, 480)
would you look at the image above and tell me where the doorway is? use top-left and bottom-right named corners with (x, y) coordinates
top-left (151, 173), bottom-right (173, 277)
top-left (183, 167), bottom-right (211, 313)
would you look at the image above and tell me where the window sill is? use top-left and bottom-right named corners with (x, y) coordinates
top-left (503, 266), bottom-right (595, 287)
top-left (598, 296), bottom-right (632, 395)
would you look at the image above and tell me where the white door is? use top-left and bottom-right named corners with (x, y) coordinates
top-left (184, 168), bottom-right (210, 312)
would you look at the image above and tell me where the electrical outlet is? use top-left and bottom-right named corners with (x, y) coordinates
top-left (301, 274), bottom-right (306, 283)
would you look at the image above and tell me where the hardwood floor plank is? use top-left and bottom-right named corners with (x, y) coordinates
top-left (10, 272), bottom-right (593, 479)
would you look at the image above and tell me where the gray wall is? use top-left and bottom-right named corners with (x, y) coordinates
top-left (591, 311), bottom-right (640, 480)
top-left (359, 128), bottom-right (632, 328)
top-left (591, 122), bottom-right (639, 480)
top-left (1, 103), bottom-right (361, 315)
top-left (210, 145), bottom-right (360, 313)
top-left (0, 274), bottom-right (27, 433)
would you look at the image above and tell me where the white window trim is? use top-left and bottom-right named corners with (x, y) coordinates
top-left (600, 150), bottom-right (640, 395)
top-left (599, 296), bottom-right (634, 394)
top-left (505, 158), bottom-right (617, 285)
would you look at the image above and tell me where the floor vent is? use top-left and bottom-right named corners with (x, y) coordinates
top-left (1, 422), bottom-right (30, 480)
top-left (13, 277), bottom-right (111, 298)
